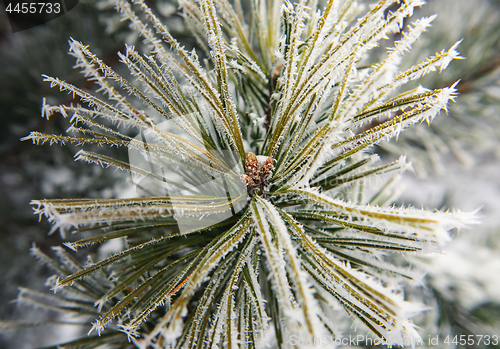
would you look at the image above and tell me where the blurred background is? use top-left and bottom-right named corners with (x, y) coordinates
top-left (0, 0), bottom-right (499, 348)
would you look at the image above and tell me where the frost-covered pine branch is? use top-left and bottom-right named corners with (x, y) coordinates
top-left (0, 0), bottom-right (481, 348)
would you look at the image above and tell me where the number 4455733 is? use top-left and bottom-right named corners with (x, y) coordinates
top-left (5, 2), bottom-right (61, 14)
top-left (444, 335), bottom-right (498, 346)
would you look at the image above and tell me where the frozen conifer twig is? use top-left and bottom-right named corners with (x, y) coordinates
top-left (7, 0), bottom-right (481, 348)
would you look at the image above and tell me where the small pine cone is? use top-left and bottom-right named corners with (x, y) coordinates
top-left (240, 174), bottom-right (255, 187)
top-left (259, 157), bottom-right (274, 181)
top-left (245, 152), bottom-right (260, 181)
